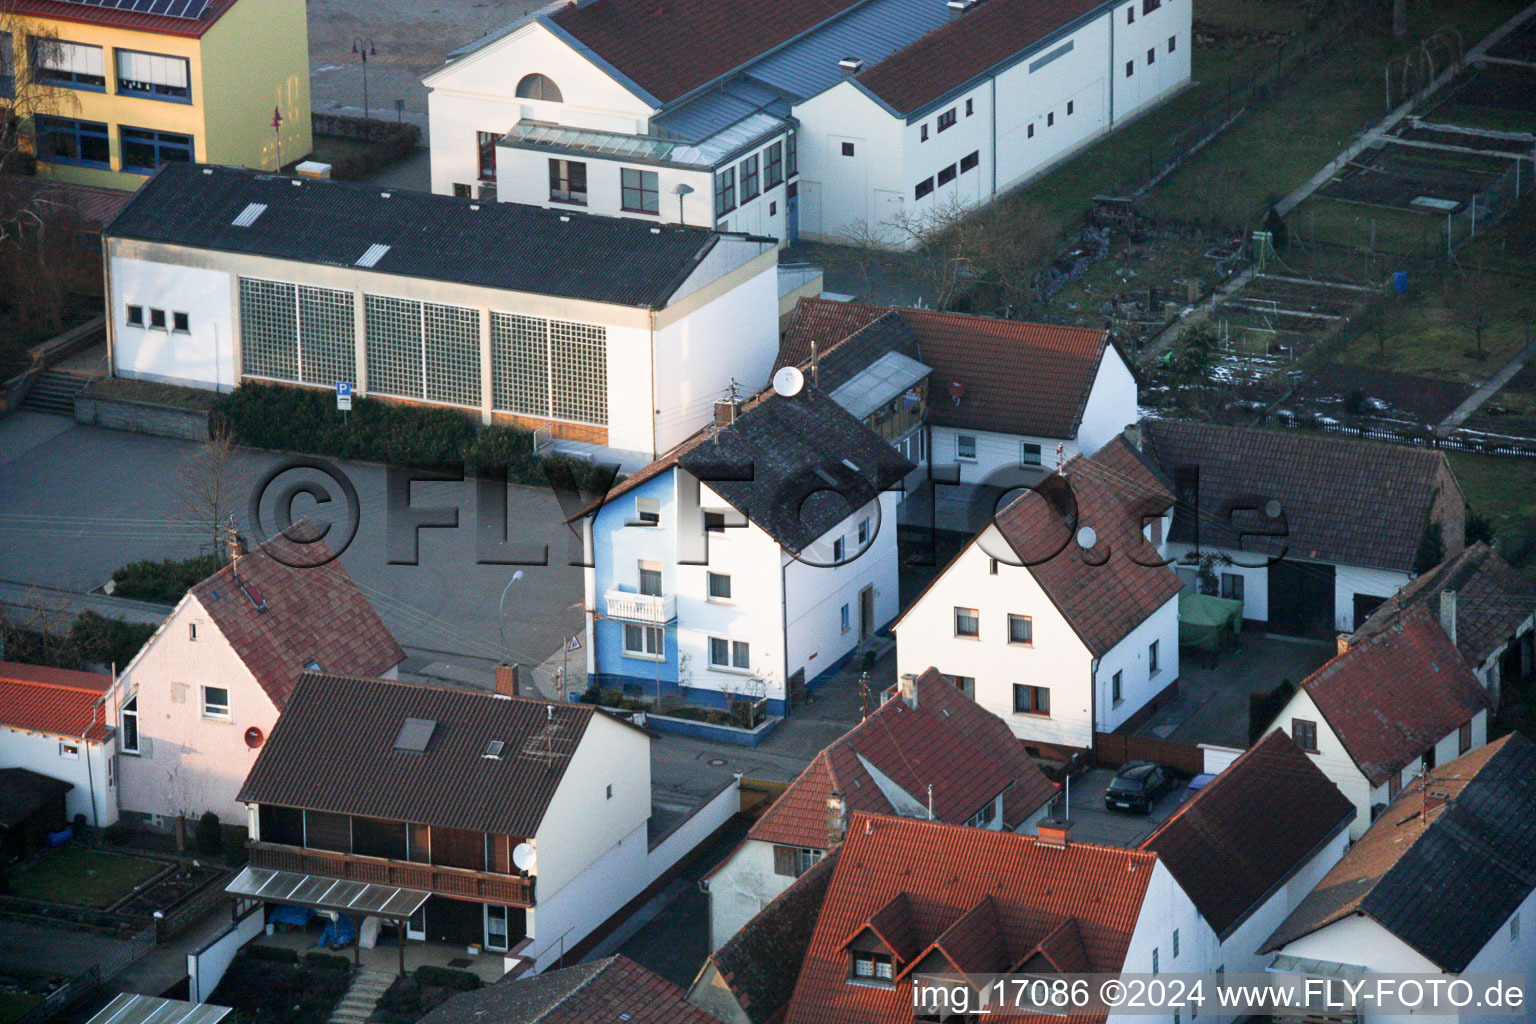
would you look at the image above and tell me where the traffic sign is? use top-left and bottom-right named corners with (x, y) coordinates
top-left (566, 634), bottom-right (582, 652)
top-left (336, 381), bottom-right (353, 411)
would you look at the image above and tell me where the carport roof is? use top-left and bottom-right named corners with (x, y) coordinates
top-left (85, 993), bottom-right (231, 1024)
top-left (226, 865), bottom-right (430, 918)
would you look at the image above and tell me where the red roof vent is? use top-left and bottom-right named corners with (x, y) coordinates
top-left (948, 379), bottom-right (966, 405)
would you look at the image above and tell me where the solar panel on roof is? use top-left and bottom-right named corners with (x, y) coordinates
top-left (53, 0), bottom-right (210, 20)
top-left (394, 716), bottom-right (436, 751)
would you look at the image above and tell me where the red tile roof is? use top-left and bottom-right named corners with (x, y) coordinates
top-left (2, 176), bottom-right (135, 230)
top-left (1301, 605), bottom-right (1489, 787)
top-left (748, 669), bottom-right (1056, 849)
top-left (0, 662), bottom-right (112, 742)
top-left (548, 0), bottom-right (864, 104)
top-left (783, 813), bottom-right (1158, 1024)
top-left (190, 538), bottom-right (404, 709)
top-left (6, 0), bottom-right (240, 38)
top-left (1140, 730), bottom-right (1354, 940)
top-left (780, 298), bottom-right (1117, 439)
top-left (856, 0), bottom-right (1105, 113)
top-left (989, 436), bottom-right (1184, 657)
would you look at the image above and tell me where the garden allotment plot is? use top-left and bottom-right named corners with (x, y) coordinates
top-left (1318, 144), bottom-right (1511, 212)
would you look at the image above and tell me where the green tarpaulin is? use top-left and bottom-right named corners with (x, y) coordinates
top-left (1179, 592), bottom-right (1243, 652)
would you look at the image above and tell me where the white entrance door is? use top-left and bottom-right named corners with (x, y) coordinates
top-left (485, 904), bottom-right (509, 952)
top-left (406, 905), bottom-right (426, 941)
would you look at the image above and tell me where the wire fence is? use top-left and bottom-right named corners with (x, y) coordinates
top-left (1259, 407), bottom-right (1536, 458)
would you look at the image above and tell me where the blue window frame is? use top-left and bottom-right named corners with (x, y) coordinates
top-left (35, 116), bottom-right (110, 168)
top-left (1, 32), bottom-right (14, 99)
top-left (31, 38), bottom-right (106, 91)
top-left (120, 126), bottom-right (193, 174)
top-left (116, 49), bottom-right (192, 102)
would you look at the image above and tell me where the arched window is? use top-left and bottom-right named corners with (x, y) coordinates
top-left (515, 73), bottom-right (563, 102)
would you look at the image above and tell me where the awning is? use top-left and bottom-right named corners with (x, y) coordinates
top-left (1268, 953), bottom-right (1368, 976)
top-left (226, 865), bottom-right (430, 919)
top-left (829, 350), bottom-right (931, 422)
top-left (86, 993), bottom-right (232, 1024)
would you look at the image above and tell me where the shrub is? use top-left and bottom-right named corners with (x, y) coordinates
top-left (101, 823), bottom-right (132, 846)
top-left (224, 825), bottom-right (249, 867)
top-left (412, 966), bottom-right (481, 991)
top-left (111, 555), bottom-right (223, 604)
top-left (69, 612), bottom-right (156, 670)
top-left (303, 951), bottom-right (352, 971)
top-left (244, 945), bottom-right (299, 964)
top-left (196, 812), bottom-right (223, 857)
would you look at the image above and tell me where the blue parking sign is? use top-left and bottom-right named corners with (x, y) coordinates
top-left (336, 381), bottom-right (353, 410)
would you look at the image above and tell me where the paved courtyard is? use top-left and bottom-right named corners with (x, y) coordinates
top-left (1055, 768), bottom-right (1184, 848)
top-left (1135, 632), bottom-right (1335, 749)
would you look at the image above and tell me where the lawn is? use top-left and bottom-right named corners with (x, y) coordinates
top-left (0, 993), bottom-right (43, 1024)
top-left (9, 848), bottom-right (165, 908)
top-left (1449, 451), bottom-right (1536, 520)
top-left (84, 377), bottom-right (219, 410)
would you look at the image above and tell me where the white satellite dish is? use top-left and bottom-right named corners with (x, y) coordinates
top-left (512, 843), bottom-right (537, 872)
top-left (773, 365), bottom-right (805, 397)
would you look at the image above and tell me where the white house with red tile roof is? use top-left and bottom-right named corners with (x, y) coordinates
top-left (0, 662), bottom-right (117, 825)
top-left (1268, 604), bottom-right (1489, 839)
top-left (423, 0), bottom-right (1189, 247)
top-left (894, 435), bottom-right (1182, 754)
top-left (114, 536), bottom-right (404, 828)
top-left (780, 812), bottom-right (1207, 1024)
top-left (779, 299), bottom-right (1138, 496)
top-left (704, 667), bottom-right (1057, 949)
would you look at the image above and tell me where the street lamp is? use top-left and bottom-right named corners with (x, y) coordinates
top-left (498, 570), bottom-right (525, 661)
top-left (351, 37), bottom-right (377, 135)
top-left (673, 183), bottom-right (694, 226)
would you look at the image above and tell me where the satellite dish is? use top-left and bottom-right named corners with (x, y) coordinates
top-left (773, 365), bottom-right (805, 397)
top-left (512, 843), bottom-right (537, 872)
top-left (244, 726), bottom-right (265, 749)
top-left (1075, 526), bottom-right (1098, 550)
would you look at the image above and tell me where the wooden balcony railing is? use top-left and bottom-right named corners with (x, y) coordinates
top-left (248, 842), bottom-right (534, 907)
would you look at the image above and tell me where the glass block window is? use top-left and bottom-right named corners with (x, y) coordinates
top-left (298, 285), bottom-right (355, 387)
top-left (424, 302), bottom-right (482, 406)
top-left (490, 313), bottom-right (550, 416)
top-left (364, 294), bottom-right (425, 400)
top-left (239, 278), bottom-right (298, 381)
top-left (550, 320), bottom-right (607, 424)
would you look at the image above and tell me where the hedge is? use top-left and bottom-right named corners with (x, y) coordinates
top-left (245, 945), bottom-right (300, 964)
top-left (303, 951), bottom-right (353, 971)
top-left (1, 613), bottom-right (155, 673)
top-left (412, 966), bottom-right (481, 991)
top-left (211, 384), bottom-right (616, 492)
top-left (111, 554), bottom-right (222, 603)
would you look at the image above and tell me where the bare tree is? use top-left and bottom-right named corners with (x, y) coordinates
top-left (175, 427), bottom-right (242, 556)
top-left (162, 755), bottom-right (211, 853)
top-left (883, 193), bottom-right (1061, 312)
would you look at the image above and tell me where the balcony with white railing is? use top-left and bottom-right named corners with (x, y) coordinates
top-left (604, 590), bottom-right (676, 623)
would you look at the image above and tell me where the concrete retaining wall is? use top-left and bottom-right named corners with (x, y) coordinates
top-left (75, 393), bottom-right (210, 441)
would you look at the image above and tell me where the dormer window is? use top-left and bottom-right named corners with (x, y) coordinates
top-left (850, 951), bottom-right (893, 982)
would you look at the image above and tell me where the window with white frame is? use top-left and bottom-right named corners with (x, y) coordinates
top-left (957, 434), bottom-right (977, 460)
top-left (709, 636), bottom-right (750, 671)
top-left (773, 845), bottom-right (822, 877)
top-left (59, 742), bottom-right (80, 759)
top-left (966, 797), bottom-right (998, 828)
top-left (1021, 442), bottom-right (1042, 466)
top-left (116, 49), bottom-right (191, 101)
top-left (622, 623), bottom-right (663, 658)
top-left (954, 607), bottom-right (979, 638)
top-left (850, 951), bottom-right (893, 982)
top-left (120, 695), bottom-right (139, 753)
top-left (634, 496), bottom-right (660, 526)
top-left (832, 536), bottom-right (846, 561)
top-left (202, 685), bottom-right (230, 719)
top-left (707, 572), bottom-right (732, 600)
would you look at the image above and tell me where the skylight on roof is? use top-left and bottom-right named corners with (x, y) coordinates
top-left (232, 203), bottom-right (268, 227)
top-left (394, 717), bottom-right (436, 752)
top-left (355, 243), bottom-right (391, 268)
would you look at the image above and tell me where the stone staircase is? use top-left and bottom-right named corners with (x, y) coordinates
top-left (19, 369), bottom-right (90, 417)
top-left (327, 966), bottom-right (394, 1024)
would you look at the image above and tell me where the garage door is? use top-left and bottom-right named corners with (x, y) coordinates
top-left (1267, 560), bottom-right (1335, 637)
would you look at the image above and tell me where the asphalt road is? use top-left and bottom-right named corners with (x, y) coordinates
top-left (0, 412), bottom-right (584, 673)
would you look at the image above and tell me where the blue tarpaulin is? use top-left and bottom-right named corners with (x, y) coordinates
top-left (317, 914), bottom-right (357, 949)
top-left (268, 905), bottom-right (314, 928)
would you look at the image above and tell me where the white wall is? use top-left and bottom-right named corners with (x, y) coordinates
top-left (1094, 596), bottom-right (1179, 734)
top-left (116, 594), bottom-right (281, 825)
top-left (784, 489), bottom-right (902, 685)
top-left (1076, 346), bottom-right (1139, 454)
top-left (1334, 564), bottom-right (1412, 633)
top-left (426, 20), bottom-right (656, 197)
top-left (188, 906), bottom-right (266, 1003)
top-left (1124, 858), bottom-right (1213, 976)
top-left (110, 256), bottom-right (235, 392)
top-left (790, 81), bottom-right (906, 244)
top-left (1271, 688), bottom-right (1371, 839)
top-left (894, 526), bottom-right (1097, 749)
top-left (707, 837), bottom-right (790, 953)
top-left (1215, 826), bottom-right (1349, 983)
top-left (526, 816), bottom-right (651, 970)
top-left (1109, 0), bottom-right (1192, 126)
top-left (931, 424), bottom-right (1071, 487)
top-left (0, 729), bottom-right (116, 827)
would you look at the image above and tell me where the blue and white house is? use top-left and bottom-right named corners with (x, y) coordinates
top-left (574, 388), bottom-right (912, 718)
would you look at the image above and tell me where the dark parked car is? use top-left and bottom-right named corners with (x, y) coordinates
top-left (1104, 761), bottom-right (1175, 814)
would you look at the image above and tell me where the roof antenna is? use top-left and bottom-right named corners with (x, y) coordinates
top-left (810, 340), bottom-right (819, 388)
top-left (1055, 441), bottom-right (1066, 470)
top-left (225, 515), bottom-right (243, 581)
top-left (927, 784), bottom-right (934, 820)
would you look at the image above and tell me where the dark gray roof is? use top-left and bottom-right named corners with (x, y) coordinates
top-left (106, 163), bottom-right (725, 309)
top-left (238, 674), bottom-right (641, 836)
top-left (1141, 419), bottom-right (1463, 573)
top-left (586, 387), bottom-right (913, 552)
top-left (1263, 733), bottom-right (1536, 971)
top-left (420, 955), bottom-right (716, 1024)
top-left (1352, 542), bottom-right (1536, 668)
top-left (805, 311), bottom-right (923, 395)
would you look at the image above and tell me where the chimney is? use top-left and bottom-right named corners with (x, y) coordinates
top-left (1439, 590), bottom-right (1458, 648)
top-left (826, 791), bottom-right (847, 846)
top-left (838, 57), bottom-right (864, 74)
top-left (898, 673), bottom-right (919, 709)
top-left (1122, 422), bottom-right (1142, 450)
top-left (1336, 633), bottom-right (1351, 656)
top-left (495, 664), bottom-right (521, 698)
top-left (713, 399), bottom-right (741, 428)
top-left (1423, 789), bottom-right (1451, 815)
top-left (946, 0), bottom-right (974, 16)
top-left (1036, 817), bottom-right (1072, 849)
